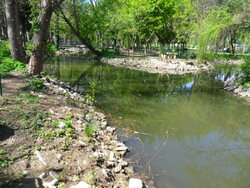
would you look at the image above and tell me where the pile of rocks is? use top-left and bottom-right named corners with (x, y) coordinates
top-left (224, 75), bottom-right (250, 102)
top-left (101, 57), bottom-right (212, 75)
top-left (41, 76), bottom-right (146, 188)
top-left (55, 47), bottom-right (88, 56)
top-left (214, 60), bottom-right (244, 65)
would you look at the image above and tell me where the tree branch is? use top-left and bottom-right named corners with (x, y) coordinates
top-left (58, 6), bottom-right (101, 57)
top-left (52, 0), bottom-right (66, 10)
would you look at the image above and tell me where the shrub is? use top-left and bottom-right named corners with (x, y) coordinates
top-left (85, 124), bottom-right (96, 138)
top-left (0, 57), bottom-right (25, 77)
top-left (241, 56), bottom-right (250, 80)
top-left (238, 56), bottom-right (250, 88)
top-left (28, 78), bottom-right (47, 92)
top-left (0, 41), bottom-right (11, 57)
top-left (45, 43), bottom-right (58, 54)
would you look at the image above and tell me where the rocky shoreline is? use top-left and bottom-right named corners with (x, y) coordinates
top-left (213, 59), bottom-right (244, 65)
top-left (224, 75), bottom-right (250, 102)
top-left (0, 72), bottom-right (147, 188)
top-left (101, 57), bottom-right (213, 75)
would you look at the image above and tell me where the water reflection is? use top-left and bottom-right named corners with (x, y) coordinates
top-left (44, 57), bottom-right (250, 188)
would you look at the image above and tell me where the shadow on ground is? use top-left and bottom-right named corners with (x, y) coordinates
top-left (0, 124), bottom-right (15, 142)
top-left (0, 177), bottom-right (44, 188)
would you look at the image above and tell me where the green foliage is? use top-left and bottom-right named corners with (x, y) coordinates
top-left (0, 57), bottom-right (25, 76)
top-left (0, 149), bottom-right (15, 168)
top-left (85, 82), bottom-right (96, 103)
top-left (101, 50), bottom-right (120, 58)
top-left (25, 41), bottom-right (34, 57)
top-left (193, 8), bottom-right (233, 61)
top-left (85, 124), bottom-right (96, 139)
top-left (10, 93), bottom-right (39, 104)
top-left (45, 43), bottom-right (58, 54)
top-left (27, 78), bottom-right (47, 92)
top-left (0, 41), bottom-right (11, 57)
top-left (239, 56), bottom-right (250, 87)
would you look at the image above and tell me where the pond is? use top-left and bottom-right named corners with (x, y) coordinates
top-left (44, 56), bottom-right (250, 188)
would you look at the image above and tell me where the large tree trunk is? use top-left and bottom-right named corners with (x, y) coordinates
top-left (4, 0), bottom-right (26, 62)
top-left (28, 0), bottom-right (65, 75)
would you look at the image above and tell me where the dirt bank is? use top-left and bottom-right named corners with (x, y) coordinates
top-left (0, 72), bottom-right (147, 188)
top-left (101, 57), bottom-right (212, 75)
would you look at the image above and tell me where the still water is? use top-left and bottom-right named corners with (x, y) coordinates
top-left (44, 56), bottom-right (250, 188)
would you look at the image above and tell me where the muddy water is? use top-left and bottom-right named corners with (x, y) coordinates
top-left (45, 56), bottom-right (250, 188)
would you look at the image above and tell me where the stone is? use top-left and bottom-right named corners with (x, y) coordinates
top-left (106, 160), bottom-right (116, 167)
top-left (78, 141), bottom-right (87, 147)
top-left (96, 112), bottom-right (106, 120)
top-left (109, 151), bottom-right (117, 161)
top-left (71, 181), bottom-right (91, 188)
top-left (116, 146), bottom-right (128, 152)
top-left (106, 126), bottom-right (116, 134)
top-left (93, 152), bottom-right (105, 159)
top-left (100, 120), bottom-right (108, 129)
top-left (43, 179), bottom-right (58, 188)
top-left (35, 150), bottom-right (47, 166)
top-left (124, 167), bottom-right (134, 176)
top-left (58, 122), bottom-right (66, 129)
top-left (114, 163), bottom-right (122, 173)
top-left (56, 153), bottom-right (62, 160)
top-left (120, 160), bottom-right (128, 167)
top-left (129, 178), bottom-right (143, 188)
top-left (22, 170), bottom-right (29, 176)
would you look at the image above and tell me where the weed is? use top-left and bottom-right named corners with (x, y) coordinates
top-left (58, 182), bottom-right (66, 188)
top-left (83, 171), bottom-right (95, 186)
top-left (27, 78), bottom-right (47, 92)
top-left (0, 149), bottom-right (15, 168)
top-left (84, 124), bottom-right (96, 139)
top-left (10, 93), bottom-right (39, 104)
top-left (85, 82), bottom-right (96, 103)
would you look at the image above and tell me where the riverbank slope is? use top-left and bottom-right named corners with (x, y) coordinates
top-left (0, 72), bottom-right (145, 188)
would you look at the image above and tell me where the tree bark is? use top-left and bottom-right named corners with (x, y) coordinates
top-left (28, 0), bottom-right (65, 75)
top-left (4, 0), bottom-right (26, 63)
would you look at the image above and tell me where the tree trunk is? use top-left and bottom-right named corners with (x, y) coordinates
top-left (28, 0), bottom-right (65, 75)
top-left (4, 0), bottom-right (26, 63)
top-left (230, 30), bottom-right (236, 57)
top-left (59, 7), bottom-right (101, 57)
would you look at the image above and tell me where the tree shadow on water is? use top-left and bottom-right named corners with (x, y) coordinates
top-left (0, 124), bottom-right (15, 142)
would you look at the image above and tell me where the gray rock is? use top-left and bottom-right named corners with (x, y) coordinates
top-left (106, 126), bottom-right (116, 134)
top-left (58, 122), bottom-right (66, 129)
top-left (116, 146), bottom-right (128, 152)
top-left (71, 181), bottom-right (91, 188)
top-left (129, 178), bottom-right (143, 188)
top-left (109, 151), bottom-right (117, 161)
top-left (114, 163), bottom-right (122, 173)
